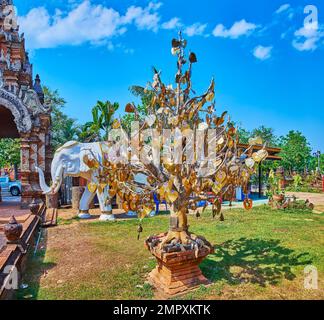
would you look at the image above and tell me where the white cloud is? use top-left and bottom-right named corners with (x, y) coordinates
top-left (275, 4), bottom-right (290, 14)
top-left (212, 19), bottom-right (258, 39)
top-left (18, 1), bottom-right (163, 50)
top-left (253, 45), bottom-right (273, 60)
top-left (293, 37), bottom-right (318, 51)
top-left (292, 22), bottom-right (324, 51)
top-left (123, 2), bottom-right (162, 32)
top-left (162, 17), bottom-right (182, 30)
top-left (184, 23), bottom-right (207, 37)
top-left (274, 3), bottom-right (294, 20)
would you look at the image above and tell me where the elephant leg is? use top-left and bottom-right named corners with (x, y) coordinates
top-left (98, 186), bottom-right (116, 222)
top-left (78, 186), bottom-right (96, 219)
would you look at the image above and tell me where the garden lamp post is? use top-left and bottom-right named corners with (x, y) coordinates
top-left (313, 150), bottom-right (321, 173)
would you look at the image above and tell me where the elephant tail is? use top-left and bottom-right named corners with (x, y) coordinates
top-left (36, 166), bottom-right (64, 195)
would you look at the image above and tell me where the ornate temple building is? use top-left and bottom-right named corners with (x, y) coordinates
top-left (0, 0), bottom-right (51, 207)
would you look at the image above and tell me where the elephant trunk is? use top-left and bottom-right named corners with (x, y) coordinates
top-left (35, 165), bottom-right (64, 195)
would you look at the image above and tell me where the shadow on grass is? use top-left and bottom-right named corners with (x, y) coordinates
top-left (16, 228), bottom-right (56, 300)
top-left (201, 237), bottom-right (312, 287)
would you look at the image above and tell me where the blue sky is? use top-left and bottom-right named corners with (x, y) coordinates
top-left (14, 0), bottom-right (324, 151)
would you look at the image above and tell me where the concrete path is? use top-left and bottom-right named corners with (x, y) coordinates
top-left (221, 198), bottom-right (268, 210)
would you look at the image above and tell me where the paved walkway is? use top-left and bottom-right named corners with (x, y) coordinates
top-left (0, 202), bottom-right (30, 222)
top-left (221, 198), bottom-right (268, 210)
top-left (1, 196), bottom-right (21, 202)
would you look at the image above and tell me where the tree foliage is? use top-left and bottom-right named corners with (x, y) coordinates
top-left (251, 126), bottom-right (278, 147)
top-left (237, 125), bottom-right (278, 147)
top-left (43, 86), bottom-right (80, 151)
top-left (237, 127), bottom-right (250, 144)
top-left (279, 130), bottom-right (311, 174)
top-left (309, 153), bottom-right (324, 174)
top-left (78, 100), bottom-right (119, 142)
top-left (0, 138), bottom-right (20, 168)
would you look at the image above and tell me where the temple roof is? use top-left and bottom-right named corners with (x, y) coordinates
top-left (33, 74), bottom-right (44, 103)
top-left (0, 0), bottom-right (32, 84)
top-left (0, 0), bottom-right (45, 108)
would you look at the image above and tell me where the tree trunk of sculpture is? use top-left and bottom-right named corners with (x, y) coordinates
top-left (160, 207), bottom-right (191, 246)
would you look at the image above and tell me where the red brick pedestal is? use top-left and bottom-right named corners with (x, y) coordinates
top-left (146, 241), bottom-right (213, 298)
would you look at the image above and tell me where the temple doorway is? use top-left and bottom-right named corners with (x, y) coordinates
top-left (0, 86), bottom-right (52, 209)
top-left (0, 105), bottom-right (22, 211)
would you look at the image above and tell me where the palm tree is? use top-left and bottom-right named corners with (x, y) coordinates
top-left (78, 100), bottom-right (119, 142)
top-left (96, 100), bottom-right (119, 139)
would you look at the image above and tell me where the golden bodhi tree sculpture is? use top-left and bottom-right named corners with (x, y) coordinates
top-left (85, 32), bottom-right (268, 295)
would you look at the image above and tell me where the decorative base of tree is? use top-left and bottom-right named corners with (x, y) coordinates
top-left (145, 231), bottom-right (213, 297)
top-left (145, 206), bottom-right (213, 296)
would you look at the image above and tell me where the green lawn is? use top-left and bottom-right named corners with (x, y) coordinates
top-left (17, 205), bottom-right (324, 300)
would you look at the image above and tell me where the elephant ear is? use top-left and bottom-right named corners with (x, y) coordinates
top-left (55, 141), bottom-right (79, 154)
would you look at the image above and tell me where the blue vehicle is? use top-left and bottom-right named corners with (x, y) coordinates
top-left (0, 176), bottom-right (22, 196)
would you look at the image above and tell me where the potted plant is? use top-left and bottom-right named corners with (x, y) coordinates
top-left (267, 169), bottom-right (285, 203)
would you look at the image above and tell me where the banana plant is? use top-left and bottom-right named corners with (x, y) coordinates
top-left (96, 100), bottom-right (119, 140)
top-left (78, 101), bottom-right (119, 142)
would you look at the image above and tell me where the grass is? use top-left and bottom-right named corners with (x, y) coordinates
top-left (285, 186), bottom-right (323, 193)
top-left (16, 205), bottom-right (324, 300)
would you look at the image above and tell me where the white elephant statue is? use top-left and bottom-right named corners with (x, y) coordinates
top-left (36, 141), bottom-right (115, 221)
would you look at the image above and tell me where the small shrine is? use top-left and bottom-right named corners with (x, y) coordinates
top-left (0, 0), bottom-right (51, 208)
